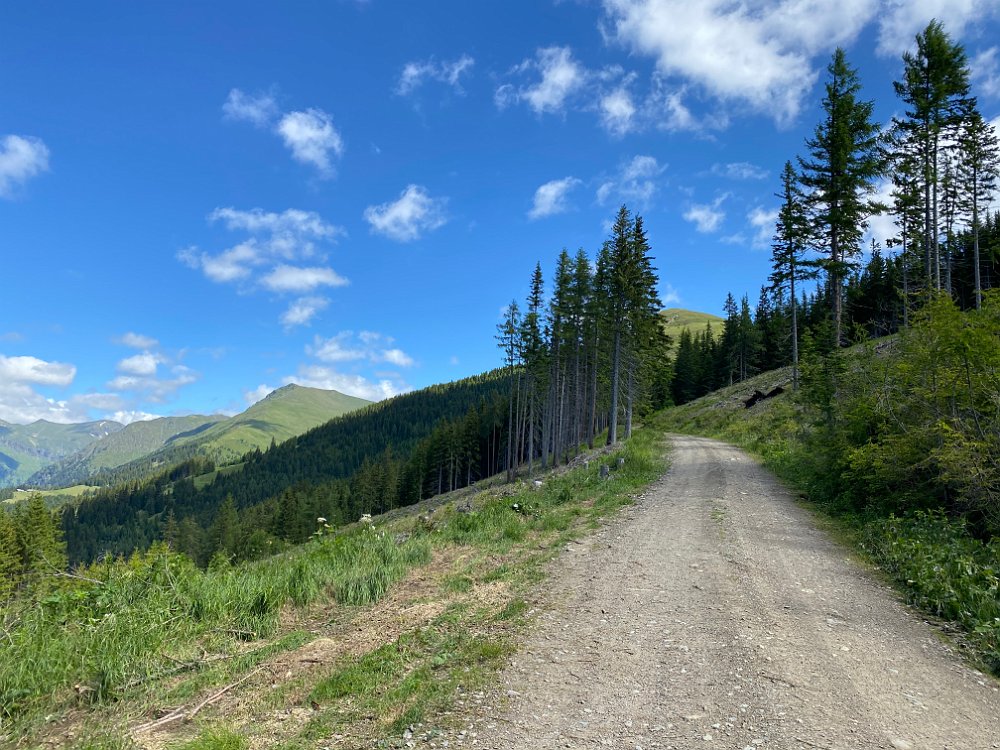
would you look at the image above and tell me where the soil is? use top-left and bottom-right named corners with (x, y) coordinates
top-left (440, 435), bottom-right (1000, 750)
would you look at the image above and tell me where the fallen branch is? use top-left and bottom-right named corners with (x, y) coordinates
top-left (133, 665), bottom-right (268, 732)
top-left (188, 665), bottom-right (268, 720)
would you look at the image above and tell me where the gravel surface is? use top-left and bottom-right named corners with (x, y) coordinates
top-left (440, 435), bottom-right (1000, 750)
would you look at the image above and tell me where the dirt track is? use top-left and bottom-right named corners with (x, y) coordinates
top-left (471, 435), bottom-right (1000, 750)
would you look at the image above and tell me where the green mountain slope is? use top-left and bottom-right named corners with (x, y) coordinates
top-left (170, 384), bottom-right (371, 459)
top-left (84, 385), bottom-right (372, 486)
top-left (26, 414), bottom-right (225, 488)
top-left (659, 308), bottom-right (724, 347)
top-left (0, 419), bottom-right (123, 487)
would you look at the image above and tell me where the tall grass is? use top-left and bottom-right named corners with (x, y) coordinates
top-left (0, 528), bottom-right (431, 728)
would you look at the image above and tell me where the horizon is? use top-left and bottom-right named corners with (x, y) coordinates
top-left (2, 1), bottom-right (999, 425)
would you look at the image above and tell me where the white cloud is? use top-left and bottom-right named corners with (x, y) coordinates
top-left (397, 55), bottom-right (475, 95)
top-left (529, 177), bottom-right (582, 219)
top-left (0, 135), bottom-right (49, 198)
top-left (712, 162), bottom-right (769, 180)
top-left (108, 410), bottom-right (161, 425)
top-left (380, 348), bottom-right (415, 367)
top-left (603, 0), bottom-right (878, 125)
top-left (877, 1), bottom-right (998, 57)
top-left (116, 352), bottom-right (161, 377)
top-left (180, 207), bottom-right (348, 325)
top-left (209, 207), bottom-right (342, 241)
top-left (222, 88), bottom-right (278, 127)
top-left (865, 179), bottom-right (900, 249)
top-left (179, 242), bottom-right (258, 284)
top-left (285, 365), bottom-right (408, 402)
top-left (600, 86), bottom-right (638, 136)
top-left (497, 46), bottom-right (587, 114)
top-left (0, 354), bottom-right (75, 386)
top-left (308, 331), bottom-right (416, 368)
top-left (661, 282), bottom-right (681, 306)
top-left (224, 91), bottom-right (345, 177)
top-left (280, 296), bottom-right (329, 328)
top-left (683, 195), bottom-right (728, 233)
top-left (261, 265), bottom-right (348, 293)
top-left (972, 46), bottom-right (1000, 99)
top-left (253, 330), bottom-right (415, 403)
top-left (309, 332), bottom-right (366, 363)
top-left (0, 355), bottom-right (101, 425)
top-left (277, 109), bottom-right (344, 177)
top-left (597, 154), bottom-right (665, 208)
top-left (748, 206), bottom-right (779, 248)
top-left (244, 384), bottom-right (275, 405)
top-left (107, 364), bottom-right (198, 404)
top-left (364, 184), bottom-right (448, 242)
top-left (118, 332), bottom-right (159, 349)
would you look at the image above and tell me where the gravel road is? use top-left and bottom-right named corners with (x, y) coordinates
top-left (469, 435), bottom-right (1000, 750)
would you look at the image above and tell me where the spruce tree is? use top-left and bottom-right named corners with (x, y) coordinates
top-left (520, 264), bottom-right (546, 474)
top-left (496, 300), bottom-right (522, 480)
top-left (605, 206), bottom-right (633, 445)
top-left (0, 510), bottom-right (21, 600)
top-left (770, 161), bottom-right (815, 389)
top-left (957, 109), bottom-right (1000, 308)
top-left (14, 494), bottom-right (68, 589)
top-left (893, 20), bottom-right (973, 294)
top-left (800, 48), bottom-right (885, 347)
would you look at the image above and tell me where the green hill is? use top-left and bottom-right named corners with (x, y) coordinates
top-left (0, 418), bottom-right (123, 487)
top-left (78, 384), bottom-right (372, 487)
top-left (26, 414), bottom-right (225, 488)
top-left (171, 384), bottom-right (372, 460)
top-left (659, 308), bottom-right (724, 349)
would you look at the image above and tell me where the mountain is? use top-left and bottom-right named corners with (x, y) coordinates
top-left (26, 414), bottom-right (225, 489)
top-left (170, 384), bottom-right (372, 460)
top-left (0, 419), bottom-right (123, 487)
top-left (70, 385), bottom-right (372, 488)
top-left (659, 308), bottom-right (725, 347)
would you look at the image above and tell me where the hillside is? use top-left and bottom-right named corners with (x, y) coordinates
top-left (0, 418), bottom-right (122, 487)
top-left (62, 372), bottom-right (507, 563)
top-left (26, 414), bottom-right (225, 488)
top-left (658, 308), bottom-right (723, 348)
top-left (170, 383), bottom-right (371, 459)
top-left (68, 385), bottom-right (372, 488)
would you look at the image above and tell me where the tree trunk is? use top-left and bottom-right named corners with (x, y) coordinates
top-left (607, 327), bottom-right (621, 446)
top-left (790, 264), bottom-right (799, 391)
top-left (973, 164), bottom-right (983, 310)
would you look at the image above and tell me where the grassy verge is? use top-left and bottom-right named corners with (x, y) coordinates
top-left (1, 422), bottom-right (667, 749)
top-left (660, 372), bottom-right (1000, 675)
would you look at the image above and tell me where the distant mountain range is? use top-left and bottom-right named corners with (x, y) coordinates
top-left (23, 415), bottom-right (224, 489)
top-left (12, 385), bottom-right (370, 490)
top-left (0, 419), bottom-right (122, 487)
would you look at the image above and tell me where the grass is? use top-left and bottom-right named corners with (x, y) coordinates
top-left (1, 418), bottom-right (668, 749)
top-left (659, 308), bottom-right (724, 351)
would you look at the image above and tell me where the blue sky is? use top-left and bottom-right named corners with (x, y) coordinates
top-left (2, 0), bottom-right (999, 424)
